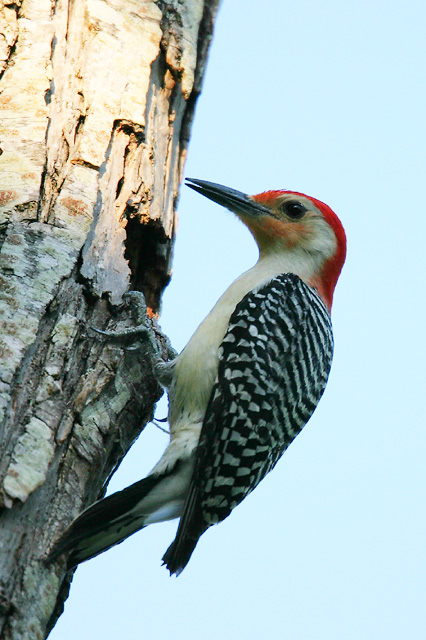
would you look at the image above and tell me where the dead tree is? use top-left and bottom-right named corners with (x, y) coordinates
top-left (0, 1), bottom-right (220, 637)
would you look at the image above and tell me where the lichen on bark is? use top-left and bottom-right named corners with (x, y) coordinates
top-left (0, 0), bottom-right (221, 637)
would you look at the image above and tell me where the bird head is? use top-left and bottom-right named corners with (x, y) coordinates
top-left (186, 178), bottom-right (346, 311)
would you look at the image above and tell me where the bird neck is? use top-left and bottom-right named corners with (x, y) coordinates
top-left (257, 246), bottom-right (333, 311)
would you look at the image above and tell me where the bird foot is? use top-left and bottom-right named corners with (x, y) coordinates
top-left (91, 291), bottom-right (177, 388)
top-left (90, 292), bottom-right (154, 350)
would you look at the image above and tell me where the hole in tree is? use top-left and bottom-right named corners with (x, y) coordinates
top-left (124, 216), bottom-right (173, 315)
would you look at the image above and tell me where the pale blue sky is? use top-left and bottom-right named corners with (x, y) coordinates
top-left (52, 2), bottom-right (426, 638)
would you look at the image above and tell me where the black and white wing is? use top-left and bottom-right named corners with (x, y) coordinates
top-left (163, 273), bottom-right (333, 574)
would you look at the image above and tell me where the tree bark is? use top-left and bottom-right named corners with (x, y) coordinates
top-left (0, 1), bottom-right (220, 637)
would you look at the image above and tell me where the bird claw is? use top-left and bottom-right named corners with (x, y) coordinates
top-left (89, 291), bottom-right (153, 349)
top-left (90, 291), bottom-right (177, 387)
top-left (122, 291), bottom-right (149, 326)
top-left (89, 323), bottom-right (150, 341)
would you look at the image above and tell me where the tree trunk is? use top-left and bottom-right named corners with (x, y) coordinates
top-left (0, 1), bottom-right (220, 637)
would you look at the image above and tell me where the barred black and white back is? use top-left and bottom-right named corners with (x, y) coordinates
top-left (162, 273), bottom-right (333, 574)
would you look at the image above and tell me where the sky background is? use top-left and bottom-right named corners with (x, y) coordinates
top-left (51, 1), bottom-right (426, 638)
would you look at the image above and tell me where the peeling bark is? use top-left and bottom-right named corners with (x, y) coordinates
top-left (0, 0), bottom-right (220, 637)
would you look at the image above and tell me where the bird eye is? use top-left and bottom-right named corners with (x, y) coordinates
top-left (282, 201), bottom-right (306, 219)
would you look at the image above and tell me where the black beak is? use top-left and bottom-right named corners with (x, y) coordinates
top-left (185, 178), bottom-right (270, 217)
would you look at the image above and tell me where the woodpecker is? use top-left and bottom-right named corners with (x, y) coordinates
top-left (49, 178), bottom-right (346, 576)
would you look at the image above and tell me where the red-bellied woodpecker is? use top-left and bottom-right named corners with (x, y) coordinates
top-left (49, 178), bottom-right (346, 576)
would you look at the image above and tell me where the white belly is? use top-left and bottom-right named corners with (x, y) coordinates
top-left (151, 251), bottom-right (312, 477)
top-left (169, 252), bottom-right (297, 427)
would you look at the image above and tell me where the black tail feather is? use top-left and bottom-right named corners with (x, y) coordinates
top-left (162, 534), bottom-right (200, 577)
top-left (48, 475), bottom-right (160, 568)
top-left (161, 481), bottom-right (206, 576)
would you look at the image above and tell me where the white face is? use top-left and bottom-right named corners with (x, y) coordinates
top-left (242, 193), bottom-right (338, 273)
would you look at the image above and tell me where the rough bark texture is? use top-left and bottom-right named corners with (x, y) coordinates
top-left (0, 0), bottom-right (220, 637)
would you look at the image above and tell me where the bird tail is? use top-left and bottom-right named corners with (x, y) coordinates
top-left (162, 533), bottom-right (200, 577)
top-left (161, 481), bottom-right (207, 576)
top-left (48, 463), bottom-right (190, 569)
